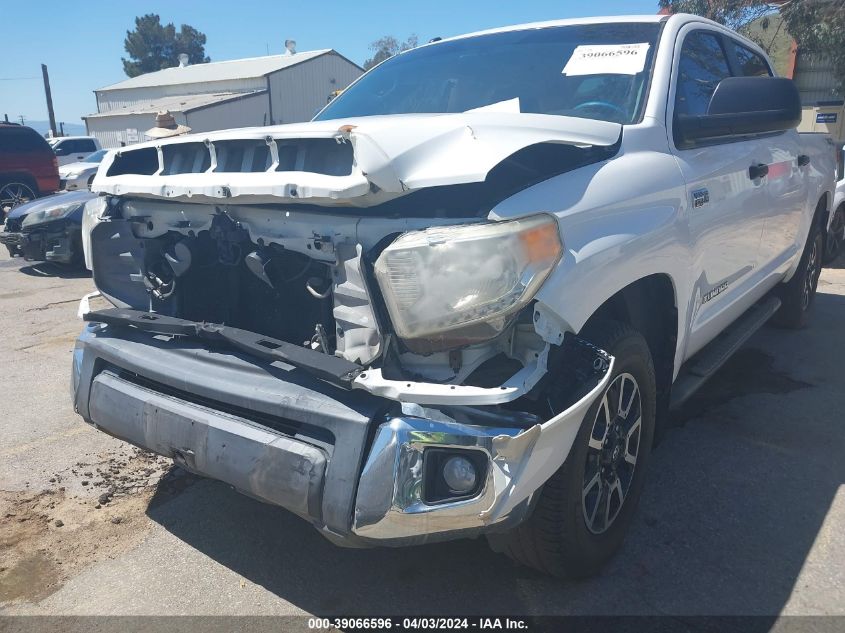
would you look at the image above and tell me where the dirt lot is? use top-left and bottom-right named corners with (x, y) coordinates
top-left (0, 251), bottom-right (843, 617)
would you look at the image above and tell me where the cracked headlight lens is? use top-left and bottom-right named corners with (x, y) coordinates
top-left (374, 214), bottom-right (561, 349)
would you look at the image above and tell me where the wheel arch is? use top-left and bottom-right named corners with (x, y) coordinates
top-left (579, 274), bottom-right (678, 442)
top-left (818, 191), bottom-right (832, 232)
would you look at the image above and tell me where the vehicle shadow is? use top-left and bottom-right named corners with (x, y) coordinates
top-left (145, 291), bottom-right (845, 617)
top-left (824, 250), bottom-right (845, 270)
top-left (17, 262), bottom-right (90, 279)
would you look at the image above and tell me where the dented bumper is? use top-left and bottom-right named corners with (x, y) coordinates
top-left (72, 320), bottom-right (611, 546)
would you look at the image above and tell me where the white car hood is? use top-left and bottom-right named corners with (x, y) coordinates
top-left (93, 112), bottom-right (621, 207)
top-left (60, 161), bottom-right (98, 175)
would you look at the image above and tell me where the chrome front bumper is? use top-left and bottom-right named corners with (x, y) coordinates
top-left (351, 361), bottom-right (612, 545)
top-left (72, 321), bottom-right (611, 546)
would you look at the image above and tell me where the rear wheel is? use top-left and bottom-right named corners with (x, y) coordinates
top-left (823, 205), bottom-right (844, 263)
top-left (773, 223), bottom-right (823, 328)
top-left (493, 321), bottom-right (656, 578)
top-left (0, 180), bottom-right (37, 217)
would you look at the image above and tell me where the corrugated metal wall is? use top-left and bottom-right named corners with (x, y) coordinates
top-left (89, 55), bottom-right (363, 146)
top-left (185, 93), bottom-right (270, 132)
top-left (87, 94), bottom-right (272, 148)
top-left (96, 78), bottom-right (267, 112)
top-left (268, 53), bottom-right (362, 124)
top-left (794, 53), bottom-right (843, 105)
top-left (85, 112), bottom-right (189, 148)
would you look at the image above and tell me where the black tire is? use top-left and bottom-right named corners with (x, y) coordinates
top-left (87, 175), bottom-right (95, 191)
top-left (772, 223), bottom-right (824, 329)
top-left (0, 180), bottom-right (37, 216)
top-left (493, 320), bottom-right (656, 579)
top-left (823, 205), bottom-right (844, 264)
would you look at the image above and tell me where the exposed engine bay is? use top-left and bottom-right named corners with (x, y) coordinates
top-left (87, 197), bottom-right (561, 405)
top-left (82, 113), bottom-right (623, 406)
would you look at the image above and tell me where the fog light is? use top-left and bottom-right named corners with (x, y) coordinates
top-left (442, 456), bottom-right (477, 493)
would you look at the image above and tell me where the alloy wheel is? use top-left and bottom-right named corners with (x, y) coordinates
top-left (582, 372), bottom-right (642, 535)
top-left (0, 182), bottom-right (36, 215)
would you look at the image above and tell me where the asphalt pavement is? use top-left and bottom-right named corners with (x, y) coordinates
top-left (0, 251), bottom-right (843, 617)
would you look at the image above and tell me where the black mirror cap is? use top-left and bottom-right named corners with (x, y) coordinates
top-left (675, 77), bottom-right (801, 149)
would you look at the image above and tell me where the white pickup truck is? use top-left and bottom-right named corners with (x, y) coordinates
top-left (73, 13), bottom-right (836, 578)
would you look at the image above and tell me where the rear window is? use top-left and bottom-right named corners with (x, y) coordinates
top-left (0, 127), bottom-right (51, 153)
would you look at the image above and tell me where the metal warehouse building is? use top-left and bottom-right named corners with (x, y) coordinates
top-left (84, 48), bottom-right (363, 148)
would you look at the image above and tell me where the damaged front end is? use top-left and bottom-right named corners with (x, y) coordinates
top-left (73, 116), bottom-right (619, 545)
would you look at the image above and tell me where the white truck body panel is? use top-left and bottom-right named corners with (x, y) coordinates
top-left (73, 13), bottom-right (836, 548)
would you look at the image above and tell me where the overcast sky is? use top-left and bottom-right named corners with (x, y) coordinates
top-left (2, 0), bottom-right (658, 126)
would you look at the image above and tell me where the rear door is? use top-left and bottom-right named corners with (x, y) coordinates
top-left (668, 27), bottom-right (771, 357)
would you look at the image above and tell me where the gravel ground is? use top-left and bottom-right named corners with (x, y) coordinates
top-left (0, 250), bottom-right (843, 617)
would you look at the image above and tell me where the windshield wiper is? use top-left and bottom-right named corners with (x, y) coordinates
top-left (84, 308), bottom-right (362, 388)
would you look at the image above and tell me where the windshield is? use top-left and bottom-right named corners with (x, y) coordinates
top-left (84, 149), bottom-right (107, 163)
top-left (317, 22), bottom-right (661, 125)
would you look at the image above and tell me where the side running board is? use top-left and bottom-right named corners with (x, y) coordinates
top-left (669, 295), bottom-right (782, 410)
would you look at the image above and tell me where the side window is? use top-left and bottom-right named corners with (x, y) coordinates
top-left (78, 139), bottom-right (96, 153)
top-left (732, 43), bottom-right (772, 77)
top-left (674, 31), bottom-right (732, 117)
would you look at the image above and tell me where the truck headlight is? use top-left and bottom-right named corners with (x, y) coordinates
top-left (81, 197), bottom-right (107, 271)
top-left (374, 215), bottom-right (561, 349)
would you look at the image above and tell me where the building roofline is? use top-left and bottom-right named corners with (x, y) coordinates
top-left (94, 49), bottom-right (334, 92)
top-left (82, 90), bottom-right (267, 120)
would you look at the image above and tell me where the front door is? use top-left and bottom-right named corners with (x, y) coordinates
top-left (669, 27), bottom-right (770, 357)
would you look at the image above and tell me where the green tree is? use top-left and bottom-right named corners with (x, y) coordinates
top-left (363, 34), bottom-right (419, 70)
top-left (658, 0), bottom-right (771, 32)
top-left (659, 0), bottom-right (845, 95)
top-left (780, 0), bottom-right (845, 97)
top-left (122, 14), bottom-right (210, 77)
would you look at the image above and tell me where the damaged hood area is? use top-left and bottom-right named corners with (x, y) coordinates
top-left (93, 112), bottom-right (621, 207)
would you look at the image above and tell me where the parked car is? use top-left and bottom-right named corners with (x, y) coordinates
top-left (59, 149), bottom-right (108, 191)
top-left (48, 136), bottom-right (101, 167)
top-left (1, 190), bottom-right (93, 264)
top-left (72, 13), bottom-right (835, 578)
top-left (0, 123), bottom-right (60, 218)
top-left (824, 145), bottom-right (845, 262)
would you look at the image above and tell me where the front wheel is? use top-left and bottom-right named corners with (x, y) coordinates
top-left (492, 321), bottom-right (656, 578)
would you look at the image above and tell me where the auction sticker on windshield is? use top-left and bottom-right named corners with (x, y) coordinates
top-left (562, 43), bottom-right (650, 76)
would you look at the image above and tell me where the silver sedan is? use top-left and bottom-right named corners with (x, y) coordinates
top-left (59, 149), bottom-right (108, 191)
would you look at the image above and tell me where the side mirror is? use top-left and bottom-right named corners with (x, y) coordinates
top-left (675, 77), bottom-right (801, 148)
top-left (53, 146), bottom-right (68, 156)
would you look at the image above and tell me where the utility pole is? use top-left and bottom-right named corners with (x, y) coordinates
top-left (59, 122), bottom-right (65, 136)
top-left (18, 115), bottom-right (25, 125)
top-left (41, 64), bottom-right (57, 137)
top-left (3, 114), bottom-right (8, 123)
